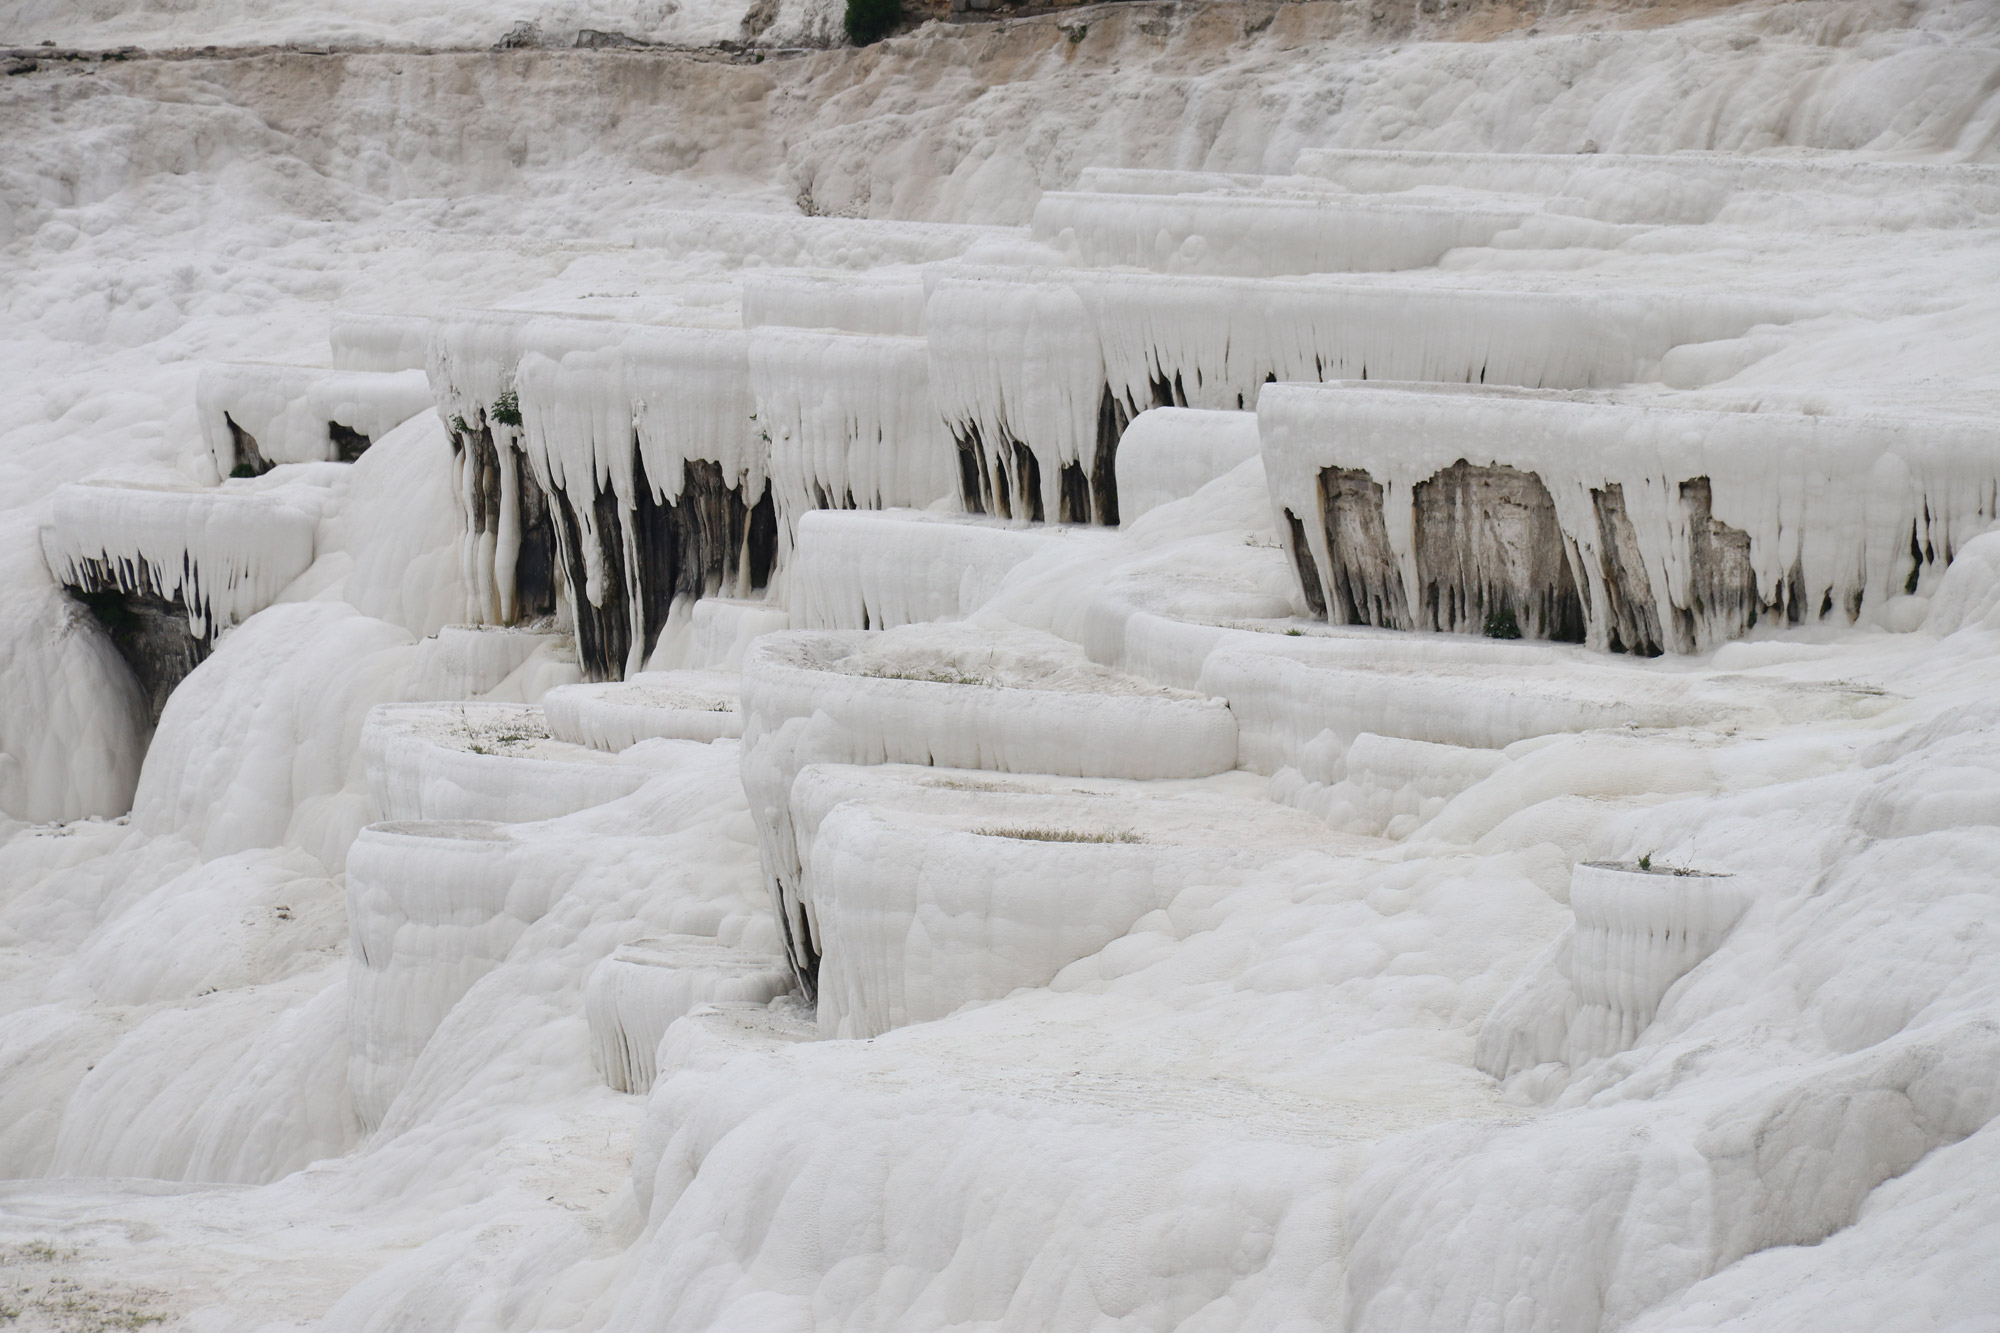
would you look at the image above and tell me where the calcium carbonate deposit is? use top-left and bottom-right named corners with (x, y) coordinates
top-left (2, 0), bottom-right (1999, 1327)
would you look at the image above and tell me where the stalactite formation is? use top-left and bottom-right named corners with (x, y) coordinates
top-left (40, 483), bottom-right (319, 726)
top-left (67, 577), bottom-right (205, 724)
top-left (447, 411), bottom-right (559, 625)
top-left (1261, 384), bottom-right (2000, 652)
top-left (548, 453), bottom-right (777, 681)
top-left (928, 273), bottom-right (1800, 534)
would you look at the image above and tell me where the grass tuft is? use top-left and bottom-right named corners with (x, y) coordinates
top-left (0, 1241), bottom-right (168, 1330)
top-left (973, 826), bottom-right (1142, 844)
top-left (856, 664), bottom-right (991, 687)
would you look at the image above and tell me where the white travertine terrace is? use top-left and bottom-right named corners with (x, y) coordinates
top-left (1564, 861), bottom-right (1753, 1061)
top-left (1114, 407), bottom-right (1263, 522)
top-left (740, 269), bottom-right (929, 336)
top-left (345, 819), bottom-right (533, 1131)
top-left (747, 326), bottom-right (957, 551)
top-left (542, 670), bottom-right (743, 750)
top-left (41, 481), bottom-right (320, 648)
top-left (1293, 147), bottom-right (2000, 227)
top-left (196, 363), bottom-right (433, 475)
top-left (329, 313), bottom-right (432, 374)
top-left (741, 623), bottom-right (1238, 989)
top-left (360, 701), bottom-right (651, 823)
top-left (401, 624), bottom-right (574, 702)
top-left (926, 269), bottom-right (1804, 525)
top-left (584, 935), bottom-right (791, 1092)
top-left (787, 508), bottom-right (1090, 632)
top-left (1472, 859), bottom-right (1754, 1081)
top-left (7, 6), bottom-right (2000, 1326)
top-left (790, 763), bottom-right (1347, 1038)
top-left (1032, 188), bottom-right (1541, 276)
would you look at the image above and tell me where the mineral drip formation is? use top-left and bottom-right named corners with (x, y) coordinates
top-left (926, 271), bottom-right (1801, 531)
top-left (1260, 384), bottom-right (2000, 653)
top-left (40, 484), bottom-right (319, 721)
top-left (431, 317), bottom-right (778, 680)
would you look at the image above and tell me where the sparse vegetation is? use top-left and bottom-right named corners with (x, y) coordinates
top-left (3, 1242), bottom-right (75, 1266)
top-left (453, 708), bottom-right (548, 756)
top-left (1483, 606), bottom-right (1522, 639)
top-left (15, 1282), bottom-right (167, 1330)
top-left (0, 1242), bottom-right (167, 1331)
top-left (1632, 853), bottom-right (1708, 876)
top-left (490, 390), bottom-right (522, 428)
top-left (856, 664), bottom-right (991, 687)
top-left (973, 826), bottom-right (1142, 844)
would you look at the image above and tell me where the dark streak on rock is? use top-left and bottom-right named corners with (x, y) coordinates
top-left (63, 564), bottom-right (206, 725)
top-left (549, 446), bottom-right (777, 682)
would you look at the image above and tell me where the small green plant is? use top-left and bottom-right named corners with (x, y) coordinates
top-left (1062, 22), bottom-right (1088, 43)
top-left (0, 1240), bottom-right (166, 1331)
top-left (449, 413), bottom-right (470, 436)
top-left (844, 0), bottom-right (900, 46)
top-left (229, 462), bottom-right (260, 479)
top-left (1285, 627), bottom-right (1304, 636)
top-left (3, 1241), bottom-right (74, 1265)
top-left (1638, 852), bottom-right (1653, 871)
top-left (490, 390), bottom-right (522, 428)
top-left (974, 826), bottom-right (1142, 844)
top-left (1483, 606), bottom-right (1522, 639)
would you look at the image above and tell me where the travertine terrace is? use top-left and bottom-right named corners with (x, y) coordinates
top-left (3, 0), bottom-right (1999, 1327)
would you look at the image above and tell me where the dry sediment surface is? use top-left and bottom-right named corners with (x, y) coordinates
top-left (6, 0), bottom-right (1993, 254)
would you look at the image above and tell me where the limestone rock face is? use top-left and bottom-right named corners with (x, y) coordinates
top-left (1410, 462), bottom-right (1586, 643)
